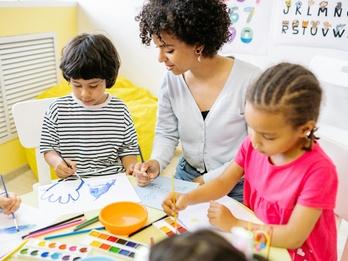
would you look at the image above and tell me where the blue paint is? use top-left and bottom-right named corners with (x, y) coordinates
top-left (41, 251), bottom-right (49, 257)
top-left (88, 179), bottom-right (116, 200)
top-left (40, 179), bottom-right (84, 204)
top-left (126, 242), bottom-right (136, 247)
top-left (119, 249), bottom-right (130, 256)
top-left (50, 252), bottom-right (61, 259)
top-left (0, 224), bottom-right (35, 234)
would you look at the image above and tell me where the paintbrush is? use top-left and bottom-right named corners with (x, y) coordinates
top-left (172, 175), bottom-right (178, 234)
top-left (52, 147), bottom-right (83, 182)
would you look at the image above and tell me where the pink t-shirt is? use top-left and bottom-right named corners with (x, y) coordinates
top-left (235, 137), bottom-right (338, 261)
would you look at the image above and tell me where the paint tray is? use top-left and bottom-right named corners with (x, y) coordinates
top-left (152, 216), bottom-right (188, 237)
top-left (15, 239), bottom-right (91, 260)
top-left (86, 229), bottom-right (149, 260)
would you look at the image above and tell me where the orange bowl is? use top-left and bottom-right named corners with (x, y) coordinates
top-left (99, 201), bottom-right (148, 235)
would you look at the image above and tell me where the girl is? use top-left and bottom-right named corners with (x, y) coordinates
top-left (132, 0), bottom-right (260, 203)
top-left (163, 63), bottom-right (338, 260)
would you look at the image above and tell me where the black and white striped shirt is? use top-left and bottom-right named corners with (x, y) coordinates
top-left (40, 94), bottom-right (138, 177)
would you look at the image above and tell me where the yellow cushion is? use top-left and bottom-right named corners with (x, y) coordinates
top-left (25, 76), bottom-right (157, 179)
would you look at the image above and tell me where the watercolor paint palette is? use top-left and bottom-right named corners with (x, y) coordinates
top-left (153, 216), bottom-right (187, 237)
top-left (16, 239), bottom-right (91, 260)
top-left (87, 230), bottom-right (148, 259)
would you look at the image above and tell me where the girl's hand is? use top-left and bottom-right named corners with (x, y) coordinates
top-left (162, 192), bottom-right (189, 216)
top-left (54, 159), bottom-right (76, 178)
top-left (207, 201), bottom-right (238, 232)
top-left (0, 194), bottom-right (21, 215)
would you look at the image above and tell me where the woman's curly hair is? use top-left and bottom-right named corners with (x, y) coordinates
top-left (136, 0), bottom-right (231, 57)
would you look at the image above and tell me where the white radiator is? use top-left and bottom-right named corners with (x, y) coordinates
top-left (0, 32), bottom-right (58, 142)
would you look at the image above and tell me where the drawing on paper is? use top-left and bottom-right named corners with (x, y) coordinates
top-left (40, 177), bottom-right (117, 204)
top-left (40, 179), bottom-right (85, 204)
top-left (0, 224), bottom-right (35, 234)
top-left (88, 179), bottom-right (116, 200)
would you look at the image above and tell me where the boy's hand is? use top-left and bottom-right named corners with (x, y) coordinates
top-left (133, 160), bottom-right (160, 187)
top-left (54, 159), bottom-right (76, 178)
top-left (162, 192), bottom-right (189, 216)
top-left (126, 163), bottom-right (135, 175)
top-left (207, 201), bottom-right (238, 232)
top-left (0, 194), bottom-right (21, 215)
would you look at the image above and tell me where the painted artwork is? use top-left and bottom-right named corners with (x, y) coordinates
top-left (38, 174), bottom-right (140, 217)
top-left (273, 0), bottom-right (348, 51)
top-left (221, 0), bottom-right (273, 55)
top-left (134, 176), bottom-right (198, 210)
top-left (0, 204), bottom-right (55, 259)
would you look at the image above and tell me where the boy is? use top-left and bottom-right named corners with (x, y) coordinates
top-left (40, 33), bottom-right (139, 178)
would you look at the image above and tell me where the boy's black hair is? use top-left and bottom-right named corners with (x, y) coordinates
top-left (60, 33), bottom-right (120, 88)
top-left (136, 0), bottom-right (231, 57)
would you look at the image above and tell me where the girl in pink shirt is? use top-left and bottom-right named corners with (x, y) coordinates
top-left (163, 63), bottom-right (338, 260)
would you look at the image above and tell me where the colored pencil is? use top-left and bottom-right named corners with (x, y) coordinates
top-left (73, 215), bottom-right (99, 231)
top-left (1, 239), bottom-right (29, 261)
top-left (25, 218), bottom-right (85, 238)
top-left (129, 214), bottom-right (168, 237)
top-left (21, 213), bottom-right (84, 239)
top-left (25, 218), bottom-right (84, 239)
top-left (44, 226), bottom-right (105, 240)
top-left (0, 175), bottom-right (19, 232)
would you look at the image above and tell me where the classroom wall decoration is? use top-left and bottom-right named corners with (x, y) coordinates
top-left (273, 0), bottom-right (348, 51)
top-left (221, 0), bottom-right (273, 55)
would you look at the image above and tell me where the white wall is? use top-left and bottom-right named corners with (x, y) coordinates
top-left (76, 0), bottom-right (348, 96)
top-left (77, 0), bottom-right (165, 95)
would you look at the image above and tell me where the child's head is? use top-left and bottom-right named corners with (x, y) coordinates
top-left (136, 0), bottom-right (231, 58)
top-left (149, 229), bottom-right (247, 261)
top-left (245, 63), bottom-right (322, 154)
top-left (60, 33), bottom-right (120, 88)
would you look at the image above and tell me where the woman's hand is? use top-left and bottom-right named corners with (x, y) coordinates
top-left (133, 160), bottom-right (160, 187)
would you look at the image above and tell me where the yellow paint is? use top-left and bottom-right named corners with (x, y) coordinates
top-left (0, 5), bottom-right (77, 175)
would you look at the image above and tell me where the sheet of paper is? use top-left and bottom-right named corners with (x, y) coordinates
top-left (38, 174), bottom-right (140, 217)
top-left (134, 176), bottom-right (198, 210)
top-left (179, 196), bottom-right (262, 232)
top-left (0, 204), bottom-right (55, 259)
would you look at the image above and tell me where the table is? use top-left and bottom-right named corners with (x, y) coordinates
top-left (11, 176), bottom-right (290, 260)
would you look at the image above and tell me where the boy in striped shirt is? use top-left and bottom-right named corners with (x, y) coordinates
top-left (40, 33), bottom-right (139, 179)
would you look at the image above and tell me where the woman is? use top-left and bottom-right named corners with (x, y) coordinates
top-left (131, 0), bottom-right (260, 202)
